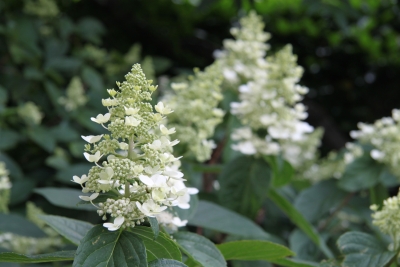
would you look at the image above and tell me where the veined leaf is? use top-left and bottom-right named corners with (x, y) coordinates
top-left (131, 226), bottom-right (181, 262)
top-left (337, 231), bottom-right (396, 267)
top-left (173, 232), bottom-right (226, 267)
top-left (149, 259), bottom-right (188, 267)
top-left (73, 225), bottom-right (147, 267)
top-left (38, 215), bottom-right (93, 246)
top-left (218, 156), bottom-right (271, 219)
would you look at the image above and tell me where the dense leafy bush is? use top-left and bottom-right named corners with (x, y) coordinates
top-left (1, 1), bottom-right (400, 267)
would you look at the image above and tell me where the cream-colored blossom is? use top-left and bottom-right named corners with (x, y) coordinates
top-left (59, 77), bottom-right (88, 111)
top-left (76, 64), bottom-right (197, 231)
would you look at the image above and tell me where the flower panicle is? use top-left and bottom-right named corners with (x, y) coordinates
top-left (73, 64), bottom-right (197, 231)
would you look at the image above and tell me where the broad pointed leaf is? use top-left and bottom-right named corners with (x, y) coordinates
top-left (173, 232), bottom-right (226, 267)
top-left (0, 213), bottom-right (46, 238)
top-left (337, 231), bottom-right (396, 267)
top-left (34, 188), bottom-right (96, 211)
top-left (149, 259), bottom-right (188, 267)
top-left (131, 226), bottom-right (181, 262)
top-left (73, 225), bottom-right (147, 267)
top-left (218, 156), bottom-right (271, 219)
top-left (189, 201), bottom-right (280, 243)
top-left (0, 251), bottom-right (75, 263)
top-left (38, 215), bottom-right (93, 246)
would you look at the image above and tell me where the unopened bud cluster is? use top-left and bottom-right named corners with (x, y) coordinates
top-left (58, 77), bottom-right (88, 111)
top-left (74, 64), bottom-right (197, 231)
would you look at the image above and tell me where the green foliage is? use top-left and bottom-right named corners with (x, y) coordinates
top-left (217, 240), bottom-right (293, 261)
top-left (337, 231), bottom-right (396, 267)
top-left (38, 215), bottom-right (93, 246)
top-left (173, 232), bottom-right (226, 267)
top-left (0, 251), bottom-right (75, 263)
top-left (73, 226), bottom-right (147, 267)
top-left (131, 227), bottom-right (182, 262)
top-left (218, 156), bottom-right (271, 218)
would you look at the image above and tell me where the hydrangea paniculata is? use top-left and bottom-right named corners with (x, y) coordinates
top-left (74, 64), bottom-right (197, 231)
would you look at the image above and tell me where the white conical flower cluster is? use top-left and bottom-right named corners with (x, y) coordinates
top-left (371, 190), bottom-right (400, 251)
top-left (349, 109), bottom-right (400, 177)
top-left (216, 11), bottom-right (322, 171)
top-left (0, 162), bottom-right (11, 213)
top-left (163, 64), bottom-right (224, 162)
top-left (74, 64), bottom-right (197, 231)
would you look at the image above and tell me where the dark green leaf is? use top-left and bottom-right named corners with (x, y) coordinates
top-left (267, 188), bottom-right (333, 258)
top-left (173, 232), bottom-right (226, 267)
top-left (0, 152), bottom-right (23, 179)
top-left (0, 213), bottom-right (46, 238)
top-left (289, 230), bottom-right (320, 261)
top-left (337, 231), bottom-right (396, 267)
top-left (149, 259), bottom-right (187, 267)
top-left (0, 251), bottom-right (75, 263)
top-left (55, 163), bottom-right (92, 184)
top-left (189, 201), bottom-right (279, 242)
top-left (148, 217), bottom-right (159, 240)
top-left (218, 156), bottom-right (271, 218)
top-left (50, 122), bottom-right (79, 143)
top-left (338, 153), bottom-right (382, 192)
top-left (265, 155), bottom-right (294, 187)
top-left (73, 226), bottom-right (147, 267)
top-left (217, 240), bottom-right (293, 261)
top-left (9, 180), bottom-right (36, 205)
top-left (294, 180), bottom-right (347, 223)
top-left (38, 215), bottom-right (93, 246)
top-left (270, 258), bottom-right (319, 267)
top-left (34, 188), bottom-right (96, 211)
top-left (82, 66), bottom-right (104, 93)
top-left (0, 129), bottom-right (20, 150)
top-left (131, 226), bottom-right (181, 262)
top-left (27, 126), bottom-right (56, 153)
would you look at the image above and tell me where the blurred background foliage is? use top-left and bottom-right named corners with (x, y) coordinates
top-left (0, 0), bottom-right (400, 257)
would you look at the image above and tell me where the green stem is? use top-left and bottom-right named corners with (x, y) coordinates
top-left (128, 136), bottom-right (134, 160)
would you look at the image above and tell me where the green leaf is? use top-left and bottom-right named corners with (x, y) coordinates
top-left (82, 66), bottom-right (104, 93)
top-left (0, 213), bottom-right (46, 238)
top-left (73, 226), bottom-right (147, 267)
top-left (149, 259), bottom-right (188, 267)
top-left (55, 163), bottom-right (92, 184)
top-left (34, 188), bottom-right (96, 211)
top-left (38, 215), bottom-right (93, 246)
top-left (218, 156), bottom-right (271, 218)
top-left (27, 126), bottom-right (56, 153)
top-left (294, 180), bottom-right (347, 223)
top-left (148, 217), bottom-right (159, 240)
top-left (270, 258), bottom-right (319, 267)
top-left (217, 240), bottom-right (293, 261)
top-left (267, 188), bottom-right (333, 258)
top-left (50, 122), bottom-right (79, 143)
top-left (0, 152), bottom-right (23, 179)
top-left (9, 180), bottom-right (36, 205)
top-left (0, 251), bottom-right (75, 263)
top-left (338, 153), bottom-right (382, 192)
top-left (337, 231), bottom-right (396, 267)
top-left (189, 201), bottom-right (279, 242)
top-left (0, 129), bottom-right (20, 150)
top-left (265, 155), bottom-right (294, 187)
top-left (131, 226), bottom-right (181, 262)
top-left (173, 232), bottom-right (226, 267)
top-left (289, 230), bottom-right (320, 261)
